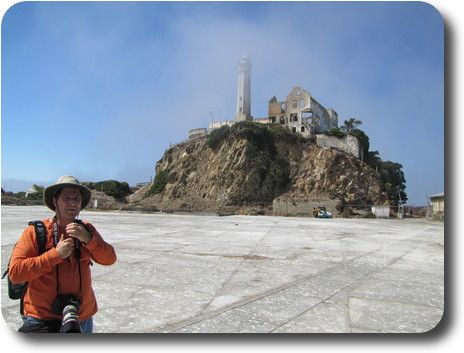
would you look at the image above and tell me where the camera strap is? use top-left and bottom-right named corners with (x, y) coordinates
top-left (52, 217), bottom-right (83, 303)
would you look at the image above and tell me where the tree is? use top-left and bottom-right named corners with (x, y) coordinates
top-left (341, 118), bottom-right (362, 133)
top-left (333, 118), bottom-right (407, 204)
top-left (365, 150), bottom-right (382, 170)
top-left (379, 161), bottom-right (407, 204)
top-left (349, 128), bottom-right (369, 157)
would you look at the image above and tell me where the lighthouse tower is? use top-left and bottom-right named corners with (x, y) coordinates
top-left (234, 55), bottom-right (252, 122)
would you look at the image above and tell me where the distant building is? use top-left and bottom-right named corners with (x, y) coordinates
top-left (199, 56), bottom-right (362, 158)
top-left (207, 56), bottom-right (339, 136)
top-left (188, 128), bottom-right (208, 139)
top-left (264, 86), bottom-right (338, 136)
top-left (372, 205), bottom-right (391, 218)
top-left (429, 192), bottom-right (444, 220)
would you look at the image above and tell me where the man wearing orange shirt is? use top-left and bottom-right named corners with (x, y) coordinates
top-left (9, 175), bottom-right (117, 333)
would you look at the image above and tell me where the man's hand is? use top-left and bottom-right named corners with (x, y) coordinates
top-left (66, 222), bottom-right (93, 244)
top-left (56, 235), bottom-right (74, 259)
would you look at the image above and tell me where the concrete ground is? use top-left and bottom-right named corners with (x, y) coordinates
top-left (1, 206), bottom-right (444, 333)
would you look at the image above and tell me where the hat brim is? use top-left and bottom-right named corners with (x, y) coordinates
top-left (44, 183), bottom-right (91, 211)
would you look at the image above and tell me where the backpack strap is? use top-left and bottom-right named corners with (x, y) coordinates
top-left (28, 220), bottom-right (48, 255)
top-left (2, 221), bottom-right (48, 280)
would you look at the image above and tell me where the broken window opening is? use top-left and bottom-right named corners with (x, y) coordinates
top-left (290, 113), bottom-right (298, 122)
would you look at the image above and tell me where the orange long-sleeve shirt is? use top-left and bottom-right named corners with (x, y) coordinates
top-left (9, 218), bottom-right (117, 322)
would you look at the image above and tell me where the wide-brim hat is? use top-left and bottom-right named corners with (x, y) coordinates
top-left (44, 175), bottom-right (91, 211)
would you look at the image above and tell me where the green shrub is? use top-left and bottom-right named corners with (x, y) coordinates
top-left (259, 159), bottom-right (290, 201)
top-left (268, 124), bottom-right (298, 143)
top-left (324, 127), bottom-right (346, 138)
top-left (94, 180), bottom-right (132, 199)
top-left (207, 125), bottom-right (231, 148)
top-left (146, 170), bottom-right (170, 197)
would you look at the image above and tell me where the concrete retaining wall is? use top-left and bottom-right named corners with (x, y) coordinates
top-left (273, 198), bottom-right (342, 217)
top-left (316, 134), bottom-right (363, 160)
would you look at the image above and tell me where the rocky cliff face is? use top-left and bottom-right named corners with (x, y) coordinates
top-left (276, 138), bottom-right (387, 205)
top-left (137, 124), bottom-right (388, 214)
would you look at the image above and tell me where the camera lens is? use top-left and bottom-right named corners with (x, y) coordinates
top-left (61, 304), bottom-right (81, 333)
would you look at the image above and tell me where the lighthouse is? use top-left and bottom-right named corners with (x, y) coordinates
top-left (234, 55), bottom-right (252, 122)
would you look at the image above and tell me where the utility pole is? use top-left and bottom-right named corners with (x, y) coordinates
top-left (397, 190), bottom-right (404, 219)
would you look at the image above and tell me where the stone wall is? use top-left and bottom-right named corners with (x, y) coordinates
top-left (189, 128), bottom-right (208, 139)
top-left (316, 134), bottom-right (363, 160)
top-left (273, 197), bottom-right (342, 217)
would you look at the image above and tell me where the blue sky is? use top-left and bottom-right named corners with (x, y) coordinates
top-left (1, 1), bottom-right (444, 206)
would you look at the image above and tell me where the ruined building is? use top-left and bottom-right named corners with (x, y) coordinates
top-left (191, 55), bottom-right (361, 157)
top-left (205, 56), bottom-right (339, 136)
top-left (256, 86), bottom-right (338, 136)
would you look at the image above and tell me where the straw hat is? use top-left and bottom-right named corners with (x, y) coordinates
top-left (43, 175), bottom-right (91, 211)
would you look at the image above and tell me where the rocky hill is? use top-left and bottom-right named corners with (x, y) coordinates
top-left (135, 123), bottom-right (388, 215)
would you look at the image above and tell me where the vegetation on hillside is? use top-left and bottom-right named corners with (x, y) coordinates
top-left (208, 119), bottom-right (407, 205)
top-left (3, 118), bottom-right (407, 208)
top-left (3, 179), bottom-right (134, 204)
top-left (146, 169), bottom-right (170, 197)
top-left (1, 184), bottom-right (44, 203)
top-left (208, 121), bottom-right (290, 203)
top-left (92, 180), bottom-right (132, 200)
top-left (325, 118), bottom-right (407, 204)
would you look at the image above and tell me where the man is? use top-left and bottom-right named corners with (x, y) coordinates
top-left (8, 175), bottom-right (117, 333)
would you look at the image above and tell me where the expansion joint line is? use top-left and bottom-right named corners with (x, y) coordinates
top-left (159, 247), bottom-right (379, 333)
top-left (269, 228), bottom-right (435, 333)
top-left (160, 225), bottom-right (435, 333)
top-left (198, 220), bottom-right (279, 315)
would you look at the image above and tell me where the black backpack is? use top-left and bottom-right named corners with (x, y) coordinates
top-left (2, 220), bottom-right (48, 300)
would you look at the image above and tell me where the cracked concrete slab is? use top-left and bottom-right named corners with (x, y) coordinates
top-left (1, 206), bottom-right (444, 333)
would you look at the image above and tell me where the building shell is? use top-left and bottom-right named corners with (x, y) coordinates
top-left (265, 86), bottom-right (338, 136)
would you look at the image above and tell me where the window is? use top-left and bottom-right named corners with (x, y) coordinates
top-left (300, 99), bottom-right (305, 108)
top-left (301, 126), bottom-right (305, 132)
top-left (292, 100), bottom-right (297, 109)
top-left (302, 112), bottom-right (312, 121)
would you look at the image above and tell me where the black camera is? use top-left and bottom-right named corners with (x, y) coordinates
top-left (51, 294), bottom-right (82, 333)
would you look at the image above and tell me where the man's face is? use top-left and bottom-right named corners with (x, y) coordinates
top-left (54, 187), bottom-right (82, 220)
